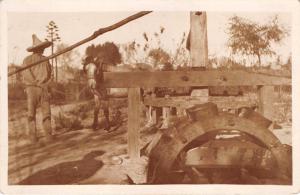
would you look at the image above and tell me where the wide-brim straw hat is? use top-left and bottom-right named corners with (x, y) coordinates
top-left (27, 34), bottom-right (52, 52)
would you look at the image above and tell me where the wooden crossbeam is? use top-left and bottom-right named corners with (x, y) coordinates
top-left (103, 70), bottom-right (291, 88)
top-left (144, 96), bottom-right (257, 110)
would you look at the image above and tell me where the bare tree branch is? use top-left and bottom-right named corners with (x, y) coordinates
top-left (8, 11), bottom-right (152, 77)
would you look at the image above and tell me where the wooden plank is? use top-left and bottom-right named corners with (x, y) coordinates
top-left (151, 106), bottom-right (157, 124)
top-left (258, 86), bottom-right (275, 120)
top-left (143, 96), bottom-right (257, 110)
top-left (103, 70), bottom-right (291, 88)
top-left (190, 11), bottom-right (208, 67)
top-left (127, 88), bottom-right (141, 159)
top-left (161, 106), bottom-right (170, 129)
top-left (161, 95), bottom-right (170, 129)
top-left (150, 93), bottom-right (157, 124)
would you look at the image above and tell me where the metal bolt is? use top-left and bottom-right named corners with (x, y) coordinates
top-left (220, 76), bottom-right (227, 82)
top-left (181, 75), bottom-right (189, 81)
top-left (228, 118), bottom-right (235, 126)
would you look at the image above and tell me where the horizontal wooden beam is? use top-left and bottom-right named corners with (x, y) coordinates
top-left (143, 96), bottom-right (257, 110)
top-left (103, 70), bottom-right (291, 88)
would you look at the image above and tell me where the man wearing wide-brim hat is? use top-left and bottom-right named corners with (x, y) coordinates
top-left (22, 34), bottom-right (54, 144)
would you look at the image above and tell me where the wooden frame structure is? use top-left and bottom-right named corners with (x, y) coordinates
top-left (103, 70), bottom-right (291, 160)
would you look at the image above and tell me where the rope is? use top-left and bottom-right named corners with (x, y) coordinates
top-left (50, 85), bottom-right (88, 96)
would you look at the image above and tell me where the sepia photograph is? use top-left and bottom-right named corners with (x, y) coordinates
top-left (1, 0), bottom-right (300, 194)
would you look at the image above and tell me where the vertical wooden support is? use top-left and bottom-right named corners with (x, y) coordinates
top-left (128, 88), bottom-right (141, 160)
top-left (146, 106), bottom-right (151, 124)
top-left (190, 11), bottom-right (208, 67)
top-left (189, 11), bottom-right (210, 106)
top-left (258, 85), bottom-right (275, 121)
top-left (161, 106), bottom-right (170, 129)
top-left (151, 93), bottom-right (157, 124)
top-left (146, 93), bottom-right (157, 127)
top-left (150, 106), bottom-right (157, 125)
top-left (161, 95), bottom-right (170, 129)
top-left (145, 106), bottom-right (157, 127)
top-left (177, 107), bottom-right (185, 117)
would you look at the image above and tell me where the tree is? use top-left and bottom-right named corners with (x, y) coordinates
top-left (282, 55), bottom-right (291, 71)
top-left (227, 15), bottom-right (287, 66)
top-left (85, 42), bottom-right (121, 66)
top-left (120, 41), bottom-right (139, 64)
top-left (162, 62), bottom-right (173, 71)
top-left (56, 43), bottom-right (80, 70)
top-left (148, 48), bottom-right (171, 68)
top-left (46, 20), bottom-right (61, 82)
top-left (170, 32), bottom-right (189, 68)
top-left (142, 27), bottom-right (174, 69)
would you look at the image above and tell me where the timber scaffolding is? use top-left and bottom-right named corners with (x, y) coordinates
top-left (8, 11), bottom-right (292, 161)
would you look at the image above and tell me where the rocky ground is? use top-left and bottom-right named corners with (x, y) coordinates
top-left (7, 97), bottom-right (292, 185)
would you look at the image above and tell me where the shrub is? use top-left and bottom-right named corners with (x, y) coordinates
top-left (8, 84), bottom-right (26, 100)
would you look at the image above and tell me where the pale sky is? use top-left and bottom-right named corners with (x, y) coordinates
top-left (7, 12), bottom-right (291, 67)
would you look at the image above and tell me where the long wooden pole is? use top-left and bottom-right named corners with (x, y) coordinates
top-left (189, 12), bottom-right (209, 101)
top-left (190, 11), bottom-right (208, 68)
top-left (8, 11), bottom-right (152, 77)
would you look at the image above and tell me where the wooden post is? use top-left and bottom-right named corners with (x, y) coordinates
top-left (161, 95), bottom-right (171, 129)
top-left (258, 86), bottom-right (275, 121)
top-left (128, 88), bottom-right (141, 159)
top-left (146, 93), bottom-right (157, 127)
top-left (151, 93), bottom-right (157, 124)
top-left (190, 11), bottom-right (208, 68)
top-left (161, 107), bottom-right (170, 129)
top-left (151, 106), bottom-right (157, 124)
top-left (189, 11), bottom-right (209, 105)
top-left (177, 107), bottom-right (185, 117)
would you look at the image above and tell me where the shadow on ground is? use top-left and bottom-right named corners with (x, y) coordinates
top-left (18, 150), bottom-right (105, 185)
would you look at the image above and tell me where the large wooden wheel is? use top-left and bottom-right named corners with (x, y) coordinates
top-left (147, 103), bottom-right (292, 184)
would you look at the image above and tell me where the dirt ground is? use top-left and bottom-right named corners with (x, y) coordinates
top-left (7, 98), bottom-right (292, 185)
top-left (8, 99), bottom-right (156, 184)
